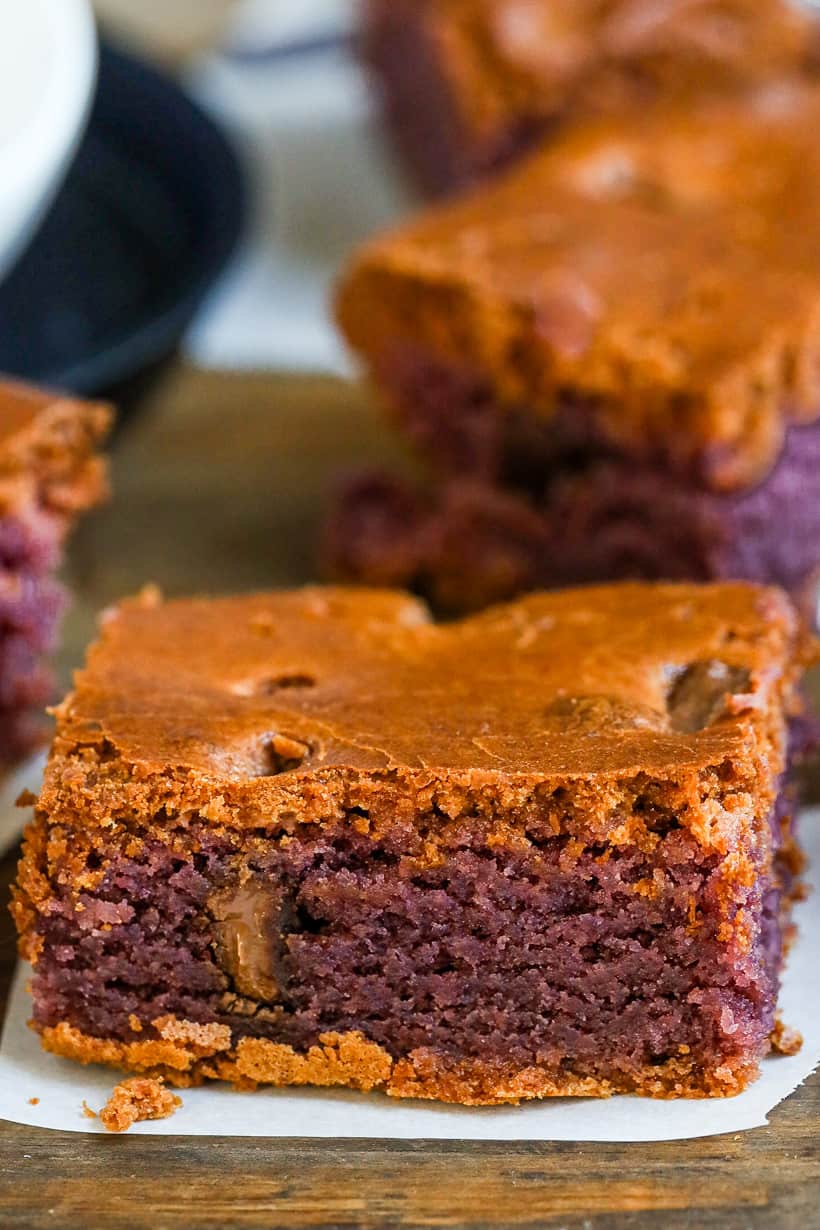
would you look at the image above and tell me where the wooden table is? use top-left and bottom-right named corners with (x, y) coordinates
top-left (1, 367), bottom-right (817, 1229)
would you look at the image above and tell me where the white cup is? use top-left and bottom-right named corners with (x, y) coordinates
top-left (0, 0), bottom-right (97, 283)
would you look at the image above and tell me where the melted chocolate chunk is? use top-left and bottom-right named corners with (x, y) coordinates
top-left (209, 880), bottom-right (291, 1002)
top-left (667, 660), bottom-right (752, 733)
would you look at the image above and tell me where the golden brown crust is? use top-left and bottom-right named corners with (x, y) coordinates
top-left (227, 1033), bottom-right (394, 1091)
top-left (10, 818), bottom-right (49, 963)
top-left (338, 84), bottom-right (820, 489)
top-left (40, 1019), bottom-right (232, 1076)
top-left (0, 377), bottom-right (111, 524)
top-left (35, 582), bottom-right (805, 838)
top-left (38, 1016), bottom-right (761, 1104)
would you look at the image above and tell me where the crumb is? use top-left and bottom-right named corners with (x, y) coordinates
top-left (27, 1097), bottom-right (39, 1105)
top-left (770, 1019), bottom-right (803, 1056)
top-left (81, 1101), bottom-right (97, 1120)
top-left (98, 1076), bottom-right (182, 1134)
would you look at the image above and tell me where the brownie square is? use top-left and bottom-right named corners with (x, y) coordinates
top-left (364, 0), bottom-right (820, 193)
top-left (0, 378), bottom-right (110, 767)
top-left (13, 582), bottom-right (811, 1103)
top-left (332, 87), bottom-right (820, 613)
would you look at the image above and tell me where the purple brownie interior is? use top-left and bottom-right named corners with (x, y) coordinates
top-left (0, 509), bottom-right (66, 766)
top-left (29, 763), bottom-right (800, 1085)
top-left (326, 348), bottom-right (820, 616)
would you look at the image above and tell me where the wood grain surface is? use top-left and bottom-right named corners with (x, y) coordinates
top-left (1, 366), bottom-right (817, 1230)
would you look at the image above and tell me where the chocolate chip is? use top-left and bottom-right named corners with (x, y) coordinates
top-left (666, 661), bottom-right (752, 733)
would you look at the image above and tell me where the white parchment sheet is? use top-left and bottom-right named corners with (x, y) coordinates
top-left (0, 800), bottom-right (817, 1141)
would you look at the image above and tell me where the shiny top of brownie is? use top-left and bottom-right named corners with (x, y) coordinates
top-left (0, 377), bottom-right (111, 516)
top-left (376, 0), bottom-right (818, 138)
top-left (338, 84), bottom-right (820, 490)
top-left (47, 583), bottom-right (803, 804)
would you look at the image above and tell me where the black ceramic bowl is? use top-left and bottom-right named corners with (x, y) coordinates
top-left (0, 41), bottom-right (246, 407)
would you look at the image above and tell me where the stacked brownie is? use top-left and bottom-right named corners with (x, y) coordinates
top-left (12, 581), bottom-right (811, 1102)
top-left (0, 379), bottom-right (110, 768)
top-left (329, 85), bottom-right (820, 616)
top-left (364, 0), bottom-right (820, 193)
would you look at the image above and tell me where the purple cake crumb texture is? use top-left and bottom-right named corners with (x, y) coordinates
top-left (326, 349), bottom-right (820, 615)
top-left (27, 768), bottom-right (801, 1085)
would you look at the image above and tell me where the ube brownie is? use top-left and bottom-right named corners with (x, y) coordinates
top-left (0, 379), bottom-right (110, 768)
top-left (332, 85), bottom-right (820, 615)
top-left (12, 582), bottom-right (812, 1103)
top-left (364, 0), bottom-right (820, 193)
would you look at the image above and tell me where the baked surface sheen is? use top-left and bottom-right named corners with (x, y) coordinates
top-left (45, 582), bottom-right (797, 784)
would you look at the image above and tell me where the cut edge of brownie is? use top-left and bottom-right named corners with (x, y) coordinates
top-left (0, 380), bottom-right (111, 768)
top-left (323, 432), bottom-right (820, 621)
top-left (12, 583), bottom-right (814, 1104)
top-left (323, 337), bottom-right (820, 617)
top-left (362, 0), bottom-right (820, 195)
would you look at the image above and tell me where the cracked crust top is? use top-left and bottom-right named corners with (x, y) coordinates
top-left (37, 582), bottom-right (806, 832)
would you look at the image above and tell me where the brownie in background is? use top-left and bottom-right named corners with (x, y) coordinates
top-left (363, 0), bottom-right (820, 194)
top-left (331, 85), bottom-right (820, 617)
top-left (0, 379), bottom-right (110, 767)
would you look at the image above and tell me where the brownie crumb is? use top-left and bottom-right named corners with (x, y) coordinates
top-left (770, 1020), bottom-right (804, 1056)
top-left (98, 1077), bottom-right (182, 1133)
